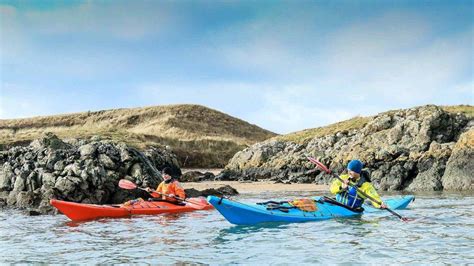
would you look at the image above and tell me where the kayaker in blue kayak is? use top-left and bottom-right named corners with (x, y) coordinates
top-left (330, 160), bottom-right (387, 209)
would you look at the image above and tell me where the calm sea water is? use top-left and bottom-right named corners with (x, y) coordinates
top-left (1, 191), bottom-right (473, 264)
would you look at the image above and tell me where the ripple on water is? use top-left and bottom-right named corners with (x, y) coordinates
top-left (0, 193), bottom-right (473, 264)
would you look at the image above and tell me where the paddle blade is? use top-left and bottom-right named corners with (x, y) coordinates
top-left (307, 157), bottom-right (331, 174)
top-left (185, 197), bottom-right (210, 210)
top-left (401, 217), bottom-right (415, 222)
top-left (119, 179), bottom-right (138, 190)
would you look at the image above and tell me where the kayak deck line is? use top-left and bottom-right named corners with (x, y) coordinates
top-left (218, 197), bottom-right (359, 218)
top-left (208, 195), bottom-right (415, 225)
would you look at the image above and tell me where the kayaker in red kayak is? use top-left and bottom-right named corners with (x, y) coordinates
top-left (330, 160), bottom-right (387, 210)
top-left (146, 167), bottom-right (186, 203)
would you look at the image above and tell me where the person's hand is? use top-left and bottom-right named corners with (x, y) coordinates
top-left (341, 179), bottom-right (349, 190)
top-left (167, 194), bottom-right (176, 199)
top-left (380, 202), bottom-right (387, 209)
top-left (145, 187), bottom-right (152, 193)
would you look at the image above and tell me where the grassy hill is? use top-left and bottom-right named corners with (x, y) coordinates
top-left (0, 104), bottom-right (277, 167)
top-left (276, 105), bottom-right (474, 144)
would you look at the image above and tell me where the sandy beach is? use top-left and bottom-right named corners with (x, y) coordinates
top-left (182, 180), bottom-right (328, 193)
top-left (181, 169), bottom-right (328, 193)
top-left (182, 168), bottom-right (223, 175)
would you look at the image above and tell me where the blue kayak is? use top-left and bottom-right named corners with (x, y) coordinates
top-left (207, 195), bottom-right (415, 225)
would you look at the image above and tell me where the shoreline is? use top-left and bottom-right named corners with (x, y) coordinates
top-left (182, 168), bottom-right (223, 175)
top-left (182, 181), bottom-right (328, 193)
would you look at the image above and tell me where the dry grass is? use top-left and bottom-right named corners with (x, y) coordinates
top-left (453, 128), bottom-right (474, 151)
top-left (274, 104), bottom-right (473, 144)
top-left (442, 105), bottom-right (474, 118)
top-left (0, 104), bottom-right (276, 167)
top-left (275, 116), bottom-right (371, 143)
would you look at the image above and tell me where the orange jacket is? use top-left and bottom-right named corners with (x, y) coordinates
top-left (151, 180), bottom-right (186, 202)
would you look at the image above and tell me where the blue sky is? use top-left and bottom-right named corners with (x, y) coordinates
top-left (0, 0), bottom-right (473, 134)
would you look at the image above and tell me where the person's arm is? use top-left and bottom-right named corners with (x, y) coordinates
top-left (360, 183), bottom-right (383, 208)
top-left (156, 182), bottom-right (163, 193)
top-left (149, 183), bottom-right (163, 198)
top-left (330, 178), bottom-right (344, 194)
top-left (173, 181), bottom-right (186, 199)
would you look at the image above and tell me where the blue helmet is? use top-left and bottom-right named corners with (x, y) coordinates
top-left (347, 160), bottom-right (363, 174)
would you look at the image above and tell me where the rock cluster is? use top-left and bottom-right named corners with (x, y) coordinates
top-left (221, 106), bottom-right (473, 191)
top-left (185, 185), bottom-right (239, 198)
top-left (180, 170), bottom-right (216, 182)
top-left (0, 133), bottom-right (181, 214)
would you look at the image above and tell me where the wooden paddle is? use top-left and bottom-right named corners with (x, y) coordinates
top-left (118, 179), bottom-right (208, 210)
top-left (307, 157), bottom-right (412, 222)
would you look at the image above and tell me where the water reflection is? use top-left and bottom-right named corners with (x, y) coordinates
top-left (1, 193), bottom-right (473, 264)
top-left (220, 223), bottom-right (290, 235)
top-left (212, 222), bottom-right (291, 245)
top-left (63, 212), bottom-right (192, 227)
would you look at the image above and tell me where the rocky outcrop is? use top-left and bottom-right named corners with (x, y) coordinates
top-left (180, 171), bottom-right (216, 182)
top-left (222, 105), bottom-right (473, 191)
top-left (0, 133), bottom-right (181, 214)
top-left (442, 129), bottom-right (474, 190)
top-left (185, 185), bottom-right (239, 198)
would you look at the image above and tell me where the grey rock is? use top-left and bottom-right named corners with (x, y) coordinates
top-left (442, 130), bottom-right (474, 190)
top-left (62, 163), bottom-right (82, 177)
top-left (42, 172), bottom-right (56, 186)
top-left (89, 166), bottom-right (106, 187)
top-left (7, 190), bottom-right (18, 206)
top-left (53, 160), bottom-right (66, 172)
top-left (16, 191), bottom-right (35, 209)
top-left (0, 163), bottom-right (13, 191)
top-left (180, 171), bottom-right (215, 182)
top-left (13, 173), bottom-right (26, 192)
top-left (130, 163), bottom-right (143, 179)
top-left (26, 171), bottom-right (39, 191)
top-left (79, 144), bottom-right (97, 157)
top-left (99, 154), bottom-right (116, 169)
top-left (54, 175), bottom-right (82, 195)
top-left (214, 169), bottom-right (240, 181)
top-left (184, 185), bottom-right (239, 198)
top-left (119, 145), bottom-right (132, 162)
top-left (29, 132), bottom-right (71, 150)
top-left (407, 162), bottom-right (443, 191)
top-left (46, 151), bottom-right (64, 170)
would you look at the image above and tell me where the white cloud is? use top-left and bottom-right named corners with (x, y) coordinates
top-left (0, 3), bottom-right (152, 79)
top-left (321, 15), bottom-right (472, 105)
top-left (214, 10), bottom-right (473, 105)
top-left (20, 2), bottom-right (179, 40)
top-left (250, 86), bottom-right (355, 134)
top-left (211, 7), bottom-right (326, 78)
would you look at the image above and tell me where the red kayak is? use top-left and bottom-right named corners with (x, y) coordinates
top-left (50, 198), bottom-right (213, 221)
